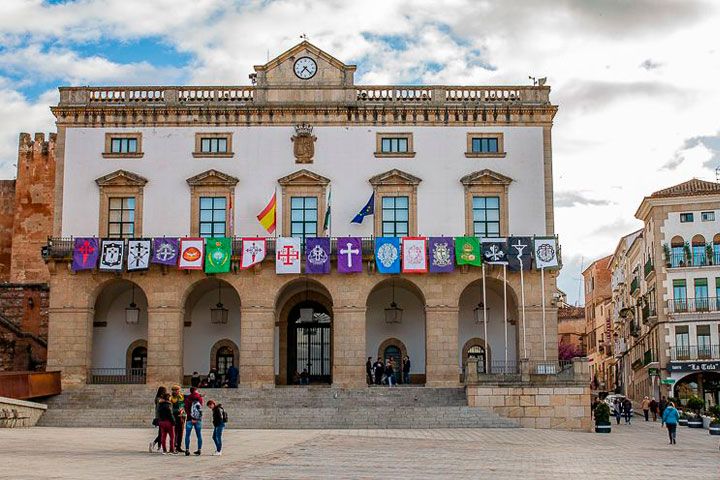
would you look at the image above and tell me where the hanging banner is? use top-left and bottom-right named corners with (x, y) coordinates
top-left (305, 237), bottom-right (331, 274)
top-left (240, 238), bottom-right (266, 270)
top-left (481, 238), bottom-right (509, 265)
top-left (508, 236), bottom-right (533, 271)
top-left (428, 237), bottom-right (454, 273)
top-left (337, 237), bottom-right (362, 273)
top-left (276, 237), bottom-right (301, 274)
top-left (99, 239), bottom-right (125, 272)
top-left (534, 237), bottom-right (560, 269)
top-left (72, 237), bottom-right (99, 271)
top-left (375, 237), bottom-right (401, 274)
top-left (454, 237), bottom-right (482, 266)
top-left (151, 237), bottom-right (180, 266)
top-left (178, 238), bottom-right (204, 270)
top-left (205, 237), bottom-right (232, 273)
top-left (127, 239), bottom-right (151, 271)
top-left (402, 237), bottom-right (428, 273)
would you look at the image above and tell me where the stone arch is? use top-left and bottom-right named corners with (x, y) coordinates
top-left (461, 337), bottom-right (491, 373)
top-left (670, 235), bottom-right (684, 247)
top-left (180, 276), bottom-right (242, 311)
top-left (377, 337), bottom-right (408, 360)
top-left (125, 339), bottom-right (147, 371)
top-left (366, 276), bottom-right (426, 306)
top-left (691, 234), bottom-right (706, 246)
top-left (209, 338), bottom-right (239, 373)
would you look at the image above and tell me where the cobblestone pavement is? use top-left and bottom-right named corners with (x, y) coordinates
top-left (2, 420), bottom-right (719, 479)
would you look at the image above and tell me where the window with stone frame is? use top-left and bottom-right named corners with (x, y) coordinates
top-left (381, 196), bottom-right (409, 237)
top-left (290, 196), bottom-right (318, 241)
top-left (186, 169), bottom-right (238, 237)
top-left (103, 132), bottom-right (143, 158)
top-left (375, 133), bottom-right (415, 158)
top-left (369, 169), bottom-right (421, 237)
top-left (95, 170), bottom-right (147, 237)
top-left (472, 195), bottom-right (501, 237)
top-left (107, 197), bottom-right (136, 238)
top-left (460, 169), bottom-right (512, 237)
top-left (199, 196), bottom-right (227, 237)
top-left (278, 169), bottom-right (329, 238)
top-left (465, 133), bottom-right (506, 158)
top-left (193, 132), bottom-right (234, 158)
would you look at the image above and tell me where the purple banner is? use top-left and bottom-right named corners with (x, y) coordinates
top-left (337, 237), bottom-right (362, 273)
top-left (72, 237), bottom-right (99, 271)
top-left (428, 237), bottom-right (455, 273)
top-left (305, 237), bottom-right (331, 274)
top-left (151, 237), bottom-right (180, 266)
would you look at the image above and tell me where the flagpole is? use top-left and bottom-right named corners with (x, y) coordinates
top-left (541, 266), bottom-right (547, 361)
top-left (520, 262), bottom-right (528, 359)
top-left (503, 263), bottom-right (508, 371)
top-left (274, 186), bottom-right (278, 239)
top-left (482, 262), bottom-right (488, 372)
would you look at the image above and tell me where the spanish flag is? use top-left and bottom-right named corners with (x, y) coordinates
top-left (257, 192), bottom-right (277, 234)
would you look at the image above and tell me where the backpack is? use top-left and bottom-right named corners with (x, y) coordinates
top-left (190, 400), bottom-right (203, 421)
top-left (220, 406), bottom-right (228, 424)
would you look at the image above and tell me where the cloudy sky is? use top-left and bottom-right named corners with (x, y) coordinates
top-left (1, 0), bottom-right (719, 303)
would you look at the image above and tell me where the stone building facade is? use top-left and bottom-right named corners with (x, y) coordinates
top-left (41, 41), bottom-right (563, 391)
top-left (583, 255), bottom-right (615, 391)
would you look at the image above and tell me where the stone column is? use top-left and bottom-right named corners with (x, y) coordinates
top-left (332, 307), bottom-right (366, 388)
top-left (425, 306), bottom-right (460, 387)
top-left (46, 307), bottom-right (93, 388)
top-left (146, 307), bottom-right (184, 386)
top-left (239, 306), bottom-right (275, 388)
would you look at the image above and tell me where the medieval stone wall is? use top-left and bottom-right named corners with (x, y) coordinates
top-left (0, 180), bottom-right (16, 281)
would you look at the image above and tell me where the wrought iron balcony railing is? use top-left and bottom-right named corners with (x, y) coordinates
top-left (669, 345), bottom-right (720, 361)
top-left (644, 258), bottom-right (653, 277)
top-left (667, 297), bottom-right (720, 314)
top-left (668, 252), bottom-right (720, 268)
top-left (87, 368), bottom-right (146, 385)
top-left (630, 277), bottom-right (639, 294)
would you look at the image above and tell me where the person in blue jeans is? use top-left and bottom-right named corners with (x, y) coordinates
top-left (183, 387), bottom-right (204, 455)
top-left (207, 400), bottom-right (226, 456)
top-left (662, 401), bottom-right (680, 445)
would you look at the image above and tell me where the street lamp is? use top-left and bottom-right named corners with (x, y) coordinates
top-left (385, 279), bottom-right (403, 324)
top-left (125, 284), bottom-right (140, 325)
top-left (210, 282), bottom-right (228, 324)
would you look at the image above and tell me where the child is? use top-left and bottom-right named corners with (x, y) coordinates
top-left (207, 400), bottom-right (227, 456)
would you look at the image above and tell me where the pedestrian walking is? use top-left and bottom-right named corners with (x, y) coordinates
top-left (623, 398), bottom-right (633, 424)
top-left (184, 386), bottom-right (204, 456)
top-left (170, 385), bottom-right (186, 453)
top-left (662, 401), bottom-right (680, 444)
top-left (149, 386), bottom-right (167, 453)
top-left (207, 400), bottom-right (227, 456)
top-left (649, 397), bottom-right (658, 422)
top-left (374, 358), bottom-right (384, 385)
top-left (641, 396), bottom-right (651, 421)
top-left (385, 359), bottom-right (396, 387)
top-left (613, 399), bottom-right (622, 425)
top-left (157, 393), bottom-right (177, 454)
top-left (226, 364), bottom-right (239, 388)
top-left (366, 357), bottom-right (373, 385)
top-left (402, 356), bottom-right (411, 385)
top-left (659, 396), bottom-right (668, 426)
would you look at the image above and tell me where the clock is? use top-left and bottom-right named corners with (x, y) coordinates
top-left (293, 57), bottom-right (317, 79)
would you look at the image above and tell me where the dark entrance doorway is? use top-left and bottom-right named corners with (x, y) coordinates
top-left (130, 346), bottom-right (147, 370)
top-left (287, 300), bottom-right (332, 384)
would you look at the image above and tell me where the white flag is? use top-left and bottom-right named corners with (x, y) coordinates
top-left (127, 239), bottom-right (151, 271)
top-left (99, 239), bottom-right (124, 272)
top-left (534, 237), bottom-right (559, 269)
top-left (178, 238), bottom-right (204, 270)
top-left (402, 237), bottom-right (428, 273)
top-left (275, 237), bottom-right (301, 274)
top-left (240, 238), bottom-right (266, 270)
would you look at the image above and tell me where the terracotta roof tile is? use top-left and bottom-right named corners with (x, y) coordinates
top-left (650, 178), bottom-right (720, 198)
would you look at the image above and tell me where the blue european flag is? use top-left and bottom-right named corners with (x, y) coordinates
top-left (351, 193), bottom-right (374, 224)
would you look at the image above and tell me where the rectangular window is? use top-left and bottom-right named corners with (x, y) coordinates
top-left (471, 137), bottom-right (499, 153)
top-left (701, 211), bottom-right (715, 222)
top-left (199, 196), bottom-right (226, 238)
top-left (290, 196), bottom-right (318, 241)
top-left (675, 326), bottom-right (689, 360)
top-left (695, 278), bottom-right (709, 311)
top-left (673, 279), bottom-right (687, 312)
top-left (697, 325), bottom-right (711, 359)
top-left (692, 244), bottom-right (707, 266)
top-left (680, 213), bottom-right (694, 223)
top-left (110, 137), bottom-right (138, 154)
top-left (381, 137), bottom-right (409, 153)
top-left (107, 197), bottom-right (135, 239)
top-left (671, 245), bottom-right (685, 267)
top-left (381, 196), bottom-right (409, 237)
top-left (200, 137), bottom-right (228, 153)
top-left (472, 196), bottom-right (501, 237)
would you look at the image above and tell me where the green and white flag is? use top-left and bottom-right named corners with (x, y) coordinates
top-left (454, 237), bottom-right (482, 266)
top-left (205, 237), bottom-right (232, 273)
top-left (323, 187), bottom-right (331, 235)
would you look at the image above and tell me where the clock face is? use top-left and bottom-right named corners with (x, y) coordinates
top-left (293, 57), bottom-right (317, 79)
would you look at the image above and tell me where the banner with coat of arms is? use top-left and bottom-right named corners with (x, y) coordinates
top-left (507, 236), bottom-right (533, 271)
top-left (240, 238), bottom-right (266, 270)
top-left (205, 237), bottom-right (232, 273)
top-left (98, 239), bottom-right (125, 272)
top-left (305, 237), bottom-right (330, 274)
top-left (454, 237), bottom-right (482, 266)
top-left (375, 237), bottom-right (400, 274)
top-left (402, 237), bottom-right (428, 273)
top-left (151, 237), bottom-right (179, 266)
top-left (276, 237), bottom-right (301, 274)
top-left (178, 238), bottom-right (204, 270)
top-left (428, 237), bottom-right (454, 273)
top-left (481, 238), bottom-right (508, 265)
top-left (533, 237), bottom-right (559, 269)
top-left (127, 239), bottom-right (151, 271)
top-left (72, 237), bottom-right (99, 271)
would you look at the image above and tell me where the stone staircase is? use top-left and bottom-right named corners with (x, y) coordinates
top-left (38, 385), bottom-right (519, 429)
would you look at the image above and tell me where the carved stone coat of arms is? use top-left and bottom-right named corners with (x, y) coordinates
top-left (292, 123), bottom-right (316, 163)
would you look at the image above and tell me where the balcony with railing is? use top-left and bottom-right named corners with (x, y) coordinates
top-left (630, 277), bottom-right (639, 294)
top-left (669, 345), bottom-right (720, 361)
top-left (87, 368), bottom-right (146, 385)
top-left (667, 297), bottom-right (720, 314)
top-left (644, 258), bottom-right (654, 278)
top-left (642, 302), bottom-right (657, 321)
top-left (668, 252), bottom-right (720, 268)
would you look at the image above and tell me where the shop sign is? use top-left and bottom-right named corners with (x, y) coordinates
top-left (661, 378), bottom-right (675, 385)
top-left (648, 367), bottom-right (659, 376)
top-left (667, 361), bottom-right (720, 373)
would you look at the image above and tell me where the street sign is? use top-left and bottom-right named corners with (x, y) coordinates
top-left (661, 378), bottom-right (675, 385)
top-left (648, 368), bottom-right (659, 377)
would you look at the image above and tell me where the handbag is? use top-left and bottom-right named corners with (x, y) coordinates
top-left (152, 418), bottom-right (159, 427)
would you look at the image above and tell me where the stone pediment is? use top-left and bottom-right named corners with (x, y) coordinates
top-left (277, 169), bottom-right (330, 186)
top-left (95, 170), bottom-right (147, 187)
top-left (369, 169), bottom-right (422, 186)
top-left (460, 169), bottom-right (513, 186)
top-left (186, 169), bottom-right (239, 187)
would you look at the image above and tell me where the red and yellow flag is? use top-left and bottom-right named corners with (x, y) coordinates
top-left (257, 192), bottom-right (277, 233)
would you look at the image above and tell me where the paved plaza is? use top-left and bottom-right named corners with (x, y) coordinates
top-left (2, 421), bottom-right (719, 479)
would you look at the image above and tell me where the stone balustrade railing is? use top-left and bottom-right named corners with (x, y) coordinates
top-left (58, 85), bottom-right (550, 106)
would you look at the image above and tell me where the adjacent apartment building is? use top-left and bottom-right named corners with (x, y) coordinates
top-left (583, 255), bottom-right (614, 391)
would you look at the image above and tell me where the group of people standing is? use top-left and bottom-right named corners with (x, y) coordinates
top-left (151, 385), bottom-right (228, 456)
top-left (366, 356), bottom-right (411, 386)
top-left (593, 395), bottom-right (683, 445)
top-left (189, 365), bottom-right (239, 389)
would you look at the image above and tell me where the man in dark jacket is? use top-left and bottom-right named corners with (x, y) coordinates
top-left (366, 357), bottom-right (373, 385)
top-left (207, 400), bottom-right (226, 456)
top-left (402, 356), bottom-right (411, 385)
top-left (374, 358), bottom-right (384, 385)
top-left (184, 387), bottom-right (204, 456)
top-left (227, 365), bottom-right (239, 388)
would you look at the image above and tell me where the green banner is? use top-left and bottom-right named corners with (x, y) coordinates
top-left (205, 237), bottom-right (232, 273)
top-left (455, 237), bottom-right (482, 266)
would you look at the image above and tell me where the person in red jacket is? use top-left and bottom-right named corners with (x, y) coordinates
top-left (183, 387), bottom-right (204, 456)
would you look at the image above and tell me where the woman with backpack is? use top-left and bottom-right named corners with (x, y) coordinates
top-left (183, 386), bottom-right (204, 456)
top-left (207, 400), bottom-right (227, 456)
top-left (149, 386), bottom-right (167, 453)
